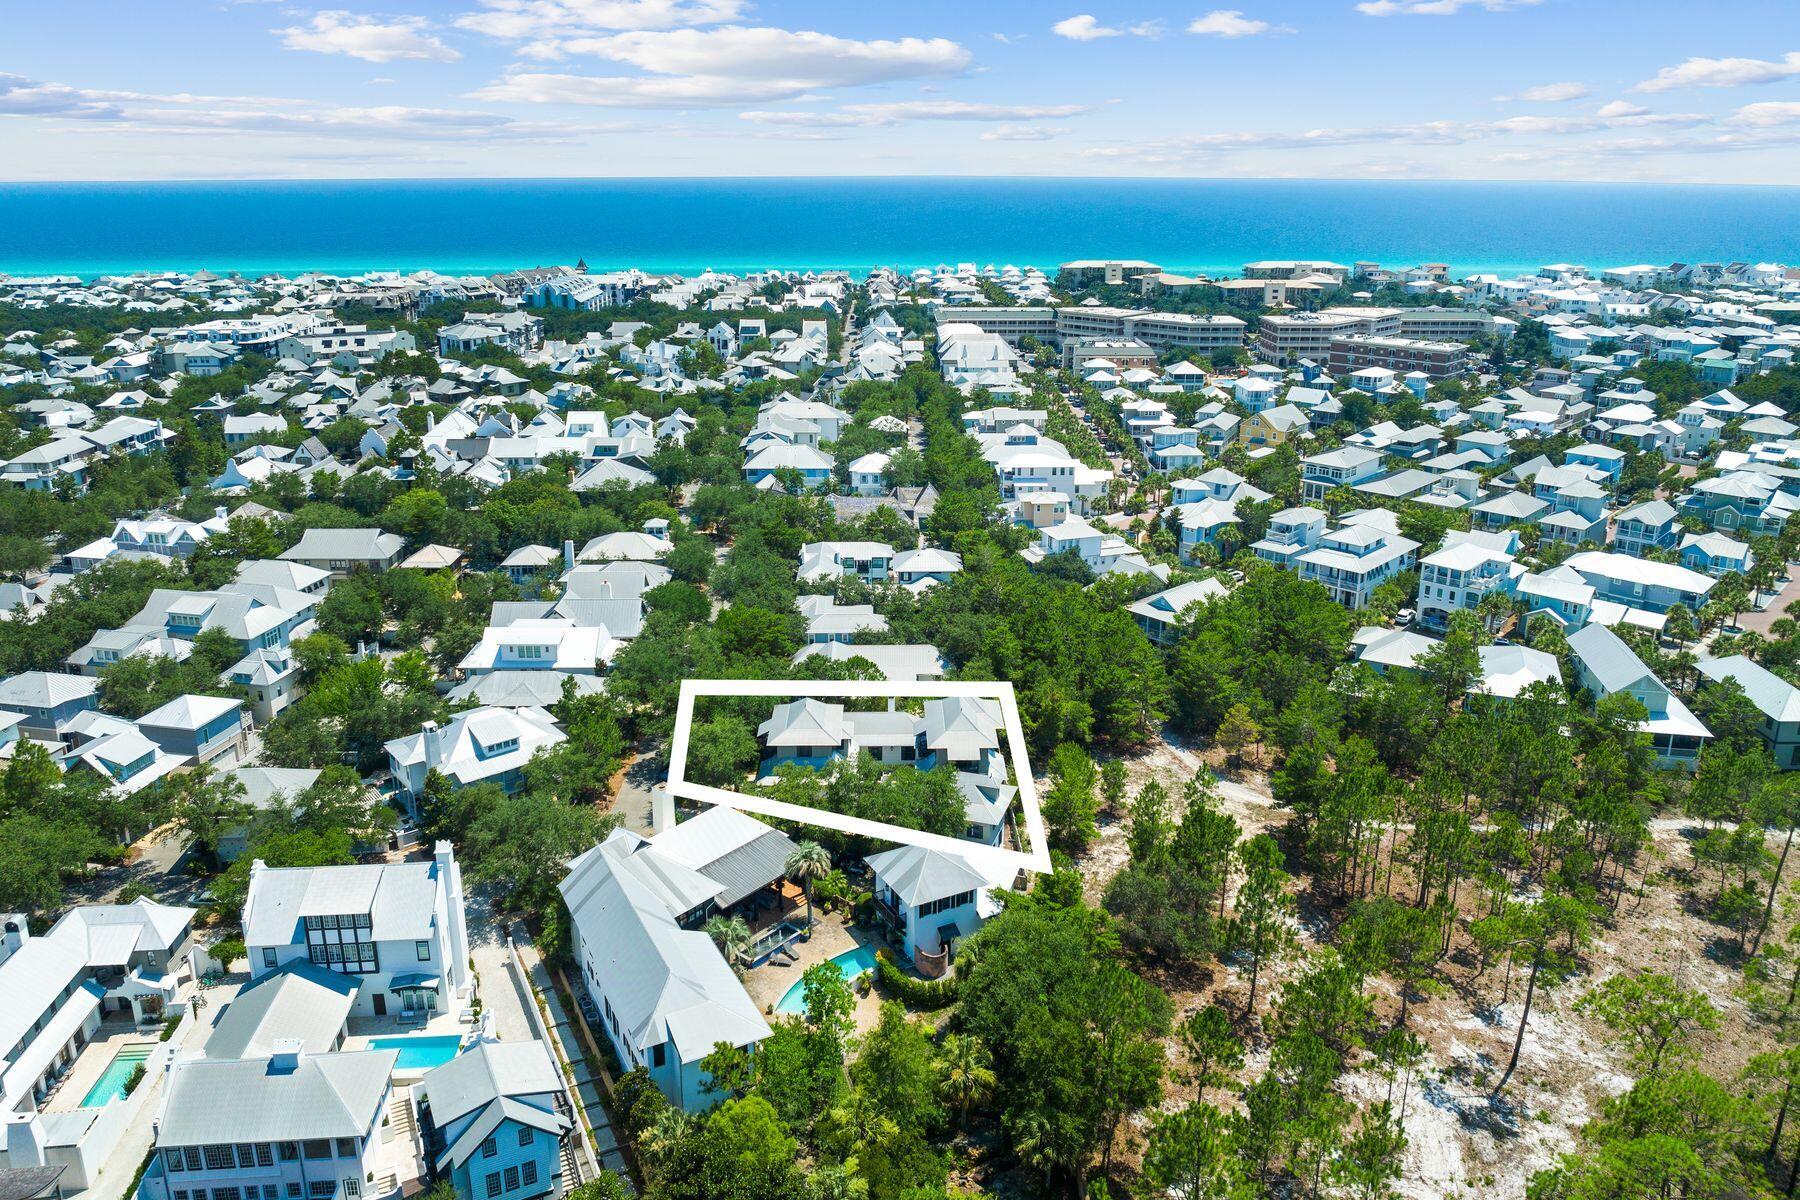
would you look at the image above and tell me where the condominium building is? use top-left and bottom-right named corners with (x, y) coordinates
top-left (1327, 336), bottom-right (1469, 379)
top-left (1257, 308), bottom-right (1403, 366)
top-left (927, 306), bottom-right (1056, 345)
top-left (1394, 306), bottom-right (1497, 342)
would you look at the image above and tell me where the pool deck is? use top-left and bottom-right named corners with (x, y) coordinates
top-left (742, 913), bottom-right (885, 1034)
top-left (43, 1023), bottom-right (158, 1114)
top-left (343, 1008), bottom-right (468, 1046)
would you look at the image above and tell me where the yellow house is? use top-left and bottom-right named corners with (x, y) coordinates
top-left (1239, 403), bottom-right (1310, 448)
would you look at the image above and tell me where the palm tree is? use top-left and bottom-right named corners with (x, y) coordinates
top-left (937, 1033), bottom-right (996, 1129)
top-left (785, 840), bottom-right (832, 927)
top-left (702, 916), bottom-right (752, 970)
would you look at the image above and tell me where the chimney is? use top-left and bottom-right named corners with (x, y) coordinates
top-left (562, 539), bottom-right (576, 573)
top-left (426, 410), bottom-right (435, 432)
top-left (0, 914), bottom-right (29, 968)
top-left (268, 1038), bottom-right (304, 1074)
top-left (5, 1111), bottom-right (48, 1168)
top-left (215, 505), bottom-right (228, 521)
top-left (651, 784), bottom-right (675, 836)
top-left (422, 720), bottom-right (442, 766)
top-left (434, 841), bottom-right (471, 995)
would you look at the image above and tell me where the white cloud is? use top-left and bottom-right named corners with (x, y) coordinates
top-left (455, 0), bottom-right (746, 41)
top-left (1496, 81), bottom-right (1589, 103)
top-left (1596, 100), bottom-right (1647, 118)
top-left (1052, 14), bottom-right (1121, 40)
top-left (981, 124), bottom-right (1067, 141)
top-left (0, 72), bottom-right (585, 142)
top-left (739, 100), bottom-right (1087, 128)
top-left (1634, 51), bottom-right (1800, 92)
top-left (276, 11), bottom-right (461, 63)
top-left (1187, 10), bottom-right (1278, 37)
top-left (471, 26), bottom-right (971, 106)
top-left (1731, 101), bottom-right (1800, 127)
top-left (1356, 0), bottom-right (1541, 14)
top-left (1051, 14), bottom-right (1167, 40)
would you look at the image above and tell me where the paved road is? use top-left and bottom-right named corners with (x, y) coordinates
top-left (1732, 566), bottom-right (1800, 638)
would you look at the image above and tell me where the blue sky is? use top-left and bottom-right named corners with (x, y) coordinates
top-left (3, 0), bottom-right (1800, 182)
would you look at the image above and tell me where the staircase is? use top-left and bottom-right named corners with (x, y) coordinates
top-left (376, 1088), bottom-right (417, 1196)
top-left (559, 1134), bottom-right (583, 1192)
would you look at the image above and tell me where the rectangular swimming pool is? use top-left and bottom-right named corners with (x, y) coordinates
top-left (366, 1034), bottom-right (462, 1071)
top-left (80, 1045), bottom-right (152, 1108)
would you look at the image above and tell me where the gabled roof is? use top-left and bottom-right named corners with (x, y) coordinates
top-left (1699, 655), bottom-right (1800, 724)
top-left (559, 828), bottom-right (770, 1064)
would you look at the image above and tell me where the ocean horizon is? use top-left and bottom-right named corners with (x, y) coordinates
top-left (2, 177), bottom-right (1798, 281)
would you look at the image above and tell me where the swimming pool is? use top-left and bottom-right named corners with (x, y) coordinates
top-left (80, 1045), bottom-right (152, 1108)
top-left (774, 945), bottom-right (880, 1016)
top-left (367, 1034), bottom-right (463, 1071)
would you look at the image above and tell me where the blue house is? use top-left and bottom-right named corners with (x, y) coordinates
top-left (136, 694), bottom-right (248, 766)
top-left (742, 443), bottom-right (835, 488)
top-left (1611, 500), bottom-right (1680, 558)
top-left (1564, 443), bottom-right (1626, 481)
top-left (0, 670), bottom-right (101, 737)
top-left (418, 1042), bottom-right (570, 1200)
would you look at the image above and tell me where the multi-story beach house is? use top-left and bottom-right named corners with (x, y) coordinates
top-left (242, 844), bottom-right (472, 1022)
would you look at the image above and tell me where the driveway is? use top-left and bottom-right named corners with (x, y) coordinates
top-left (66, 823), bottom-right (197, 908)
top-left (612, 747), bottom-right (664, 835)
top-left (465, 881), bottom-right (535, 1043)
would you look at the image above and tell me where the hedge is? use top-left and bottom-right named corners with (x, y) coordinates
top-left (874, 950), bottom-right (960, 1010)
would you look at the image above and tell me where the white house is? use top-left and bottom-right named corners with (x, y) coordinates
top-left (242, 842), bottom-right (472, 1021)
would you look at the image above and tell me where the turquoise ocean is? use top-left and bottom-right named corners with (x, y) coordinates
top-left (1, 177), bottom-right (1797, 280)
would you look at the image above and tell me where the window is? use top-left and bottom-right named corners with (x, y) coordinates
top-left (416, 941), bottom-right (431, 961)
top-left (204, 1146), bottom-right (236, 1171)
top-left (481, 1137), bottom-right (497, 1159)
top-left (263, 1186), bottom-right (278, 1199)
top-left (213, 1188), bottom-right (241, 1200)
top-left (235, 1145), bottom-right (257, 1168)
top-left (485, 1175), bottom-right (502, 1199)
top-left (517, 1126), bottom-right (533, 1147)
top-left (503, 1167), bottom-right (520, 1192)
top-left (520, 1164), bottom-right (537, 1188)
top-left (287, 1186), bottom-right (301, 1197)
top-left (279, 1144), bottom-right (298, 1162)
top-left (308, 1183), bottom-right (334, 1199)
top-left (166, 1150), bottom-right (186, 1172)
top-left (650, 1043), bottom-right (666, 1068)
top-left (342, 1182), bottom-right (359, 1199)
top-left (184, 1149), bottom-right (203, 1172)
top-left (303, 1141), bottom-right (332, 1161)
top-left (335, 1139), bottom-right (356, 1159)
top-left (256, 1145), bottom-right (273, 1168)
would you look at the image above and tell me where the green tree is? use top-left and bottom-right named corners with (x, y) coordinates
top-left (1575, 971), bottom-right (1721, 1076)
top-left (785, 840), bottom-right (831, 927)
top-left (935, 1033), bottom-right (996, 1129)
top-left (1474, 888), bottom-right (1598, 1091)
top-left (1044, 742), bottom-right (1100, 853)
top-left (1230, 833), bottom-right (1298, 1014)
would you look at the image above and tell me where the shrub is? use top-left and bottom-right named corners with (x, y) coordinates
top-left (123, 1064), bottom-right (146, 1096)
top-left (874, 950), bottom-right (960, 1010)
top-left (209, 937), bottom-right (246, 968)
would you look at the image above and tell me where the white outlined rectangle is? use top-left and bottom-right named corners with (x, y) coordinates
top-left (667, 678), bottom-right (1050, 879)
